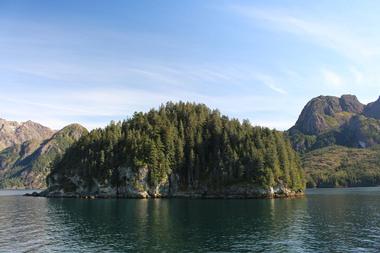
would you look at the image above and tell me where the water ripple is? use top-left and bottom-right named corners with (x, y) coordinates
top-left (1, 189), bottom-right (380, 252)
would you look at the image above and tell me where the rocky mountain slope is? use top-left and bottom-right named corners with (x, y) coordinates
top-left (363, 98), bottom-right (380, 119)
top-left (291, 95), bottom-right (364, 136)
top-left (289, 95), bottom-right (380, 152)
top-left (0, 119), bottom-right (55, 151)
top-left (0, 120), bottom-right (87, 189)
top-left (289, 94), bottom-right (380, 187)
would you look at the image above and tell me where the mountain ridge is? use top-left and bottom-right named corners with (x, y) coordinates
top-left (0, 118), bottom-right (55, 151)
top-left (290, 94), bottom-right (364, 136)
top-left (290, 94), bottom-right (380, 188)
top-left (289, 94), bottom-right (380, 152)
top-left (0, 120), bottom-right (88, 189)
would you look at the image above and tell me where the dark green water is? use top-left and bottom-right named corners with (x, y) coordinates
top-left (1, 188), bottom-right (380, 252)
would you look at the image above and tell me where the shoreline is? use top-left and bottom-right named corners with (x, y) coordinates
top-left (25, 191), bottom-right (304, 199)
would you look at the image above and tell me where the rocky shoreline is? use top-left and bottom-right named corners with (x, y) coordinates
top-left (25, 187), bottom-right (304, 199)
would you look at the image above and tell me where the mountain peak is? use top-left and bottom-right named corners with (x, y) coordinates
top-left (0, 121), bottom-right (88, 189)
top-left (292, 95), bottom-right (363, 135)
top-left (363, 96), bottom-right (380, 119)
top-left (0, 119), bottom-right (55, 151)
top-left (339, 94), bottom-right (364, 114)
top-left (52, 123), bottom-right (88, 140)
top-left (289, 94), bottom-right (380, 152)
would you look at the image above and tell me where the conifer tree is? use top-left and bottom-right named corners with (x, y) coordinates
top-left (49, 102), bottom-right (305, 192)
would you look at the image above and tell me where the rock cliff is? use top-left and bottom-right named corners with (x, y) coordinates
top-left (289, 95), bottom-right (380, 152)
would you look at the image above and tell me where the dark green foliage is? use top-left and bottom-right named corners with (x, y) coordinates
top-left (288, 129), bottom-right (317, 153)
top-left (49, 102), bottom-right (305, 192)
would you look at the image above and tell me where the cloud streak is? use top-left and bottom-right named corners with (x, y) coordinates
top-left (321, 68), bottom-right (343, 88)
top-left (0, 85), bottom-right (300, 130)
top-left (226, 3), bottom-right (380, 105)
top-left (230, 5), bottom-right (380, 63)
top-left (8, 4), bottom-right (376, 131)
top-left (252, 73), bottom-right (287, 94)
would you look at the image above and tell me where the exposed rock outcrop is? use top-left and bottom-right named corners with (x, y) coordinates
top-left (289, 94), bottom-right (380, 152)
top-left (41, 166), bottom-right (302, 199)
top-left (363, 96), bottom-right (380, 119)
top-left (291, 95), bottom-right (363, 136)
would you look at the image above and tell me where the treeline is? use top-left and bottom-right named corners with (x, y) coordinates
top-left (49, 102), bottom-right (304, 192)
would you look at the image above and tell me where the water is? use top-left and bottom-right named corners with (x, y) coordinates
top-left (1, 188), bottom-right (380, 252)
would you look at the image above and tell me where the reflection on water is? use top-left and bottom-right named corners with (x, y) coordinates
top-left (1, 188), bottom-right (380, 252)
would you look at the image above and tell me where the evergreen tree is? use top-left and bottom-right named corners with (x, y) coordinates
top-left (48, 102), bottom-right (305, 192)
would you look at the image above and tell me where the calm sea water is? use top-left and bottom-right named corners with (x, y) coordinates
top-left (1, 188), bottom-right (380, 252)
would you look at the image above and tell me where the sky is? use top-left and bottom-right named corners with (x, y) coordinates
top-left (1, 0), bottom-right (380, 130)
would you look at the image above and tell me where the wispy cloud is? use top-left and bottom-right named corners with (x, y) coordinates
top-left (349, 66), bottom-right (364, 84)
top-left (321, 68), bottom-right (344, 88)
top-left (2, 6), bottom-right (347, 131)
top-left (226, 3), bottom-right (380, 105)
top-left (0, 85), bottom-right (300, 130)
top-left (0, 59), bottom-right (290, 95)
top-left (252, 73), bottom-right (287, 94)
top-left (230, 5), bottom-right (380, 62)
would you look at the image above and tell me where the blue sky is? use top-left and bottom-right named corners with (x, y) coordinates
top-left (1, 0), bottom-right (380, 130)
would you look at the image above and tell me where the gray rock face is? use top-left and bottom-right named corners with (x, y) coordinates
top-left (339, 95), bottom-right (365, 113)
top-left (43, 166), bottom-right (301, 199)
top-left (363, 96), bottom-right (380, 119)
top-left (289, 94), bottom-right (380, 152)
top-left (292, 95), bottom-right (364, 135)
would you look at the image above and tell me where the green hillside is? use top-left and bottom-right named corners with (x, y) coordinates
top-left (302, 145), bottom-right (380, 188)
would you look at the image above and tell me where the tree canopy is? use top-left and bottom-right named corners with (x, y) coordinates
top-left (49, 102), bottom-right (304, 192)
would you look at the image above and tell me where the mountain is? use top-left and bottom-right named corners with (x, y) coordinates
top-left (289, 95), bottom-right (380, 152)
top-left (43, 102), bottom-right (305, 198)
top-left (0, 119), bottom-right (55, 151)
top-left (291, 95), bottom-right (364, 136)
top-left (363, 97), bottom-right (380, 119)
top-left (0, 122), bottom-right (87, 189)
top-left (289, 94), bottom-right (380, 188)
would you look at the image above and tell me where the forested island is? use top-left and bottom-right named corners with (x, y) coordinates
top-left (41, 102), bottom-right (305, 198)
